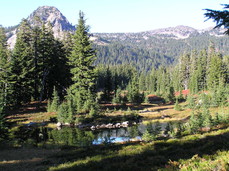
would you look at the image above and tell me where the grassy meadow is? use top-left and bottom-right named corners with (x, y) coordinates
top-left (0, 101), bottom-right (228, 171)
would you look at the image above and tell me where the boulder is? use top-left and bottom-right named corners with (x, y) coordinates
top-left (122, 121), bottom-right (129, 127)
top-left (106, 123), bottom-right (113, 129)
top-left (64, 123), bottom-right (70, 126)
top-left (56, 122), bottom-right (62, 127)
top-left (115, 123), bottom-right (121, 128)
top-left (90, 125), bottom-right (96, 130)
top-left (100, 124), bottom-right (107, 129)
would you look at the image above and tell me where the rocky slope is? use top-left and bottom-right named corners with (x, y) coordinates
top-left (92, 25), bottom-right (226, 44)
top-left (7, 6), bottom-right (75, 49)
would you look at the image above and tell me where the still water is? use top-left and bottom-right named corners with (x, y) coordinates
top-left (12, 123), bottom-right (167, 147)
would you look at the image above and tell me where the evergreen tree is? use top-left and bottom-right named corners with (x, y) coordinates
top-left (62, 32), bottom-right (73, 57)
top-left (0, 26), bottom-right (10, 106)
top-left (48, 87), bottom-right (59, 112)
top-left (189, 70), bottom-right (199, 94)
top-left (187, 95), bottom-right (195, 109)
top-left (188, 111), bottom-right (200, 134)
top-left (127, 71), bottom-right (143, 104)
top-left (149, 68), bottom-right (157, 93)
top-left (188, 50), bottom-right (198, 93)
top-left (199, 93), bottom-right (210, 109)
top-left (39, 23), bottom-right (57, 100)
top-left (0, 95), bottom-right (6, 139)
top-left (179, 53), bottom-right (191, 90)
top-left (11, 19), bottom-right (34, 105)
top-left (164, 86), bottom-right (175, 103)
top-left (156, 66), bottom-right (168, 94)
top-left (142, 130), bottom-right (155, 142)
top-left (57, 102), bottom-right (72, 124)
top-left (205, 4), bottom-right (229, 35)
top-left (38, 22), bottom-right (70, 101)
top-left (31, 16), bottom-right (43, 101)
top-left (172, 66), bottom-right (182, 92)
top-left (197, 49), bottom-right (208, 90)
top-left (103, 67), bottom-right (112, 101)
top-left (174, 98), bottom-right (182, 111)
top-left (52, 38), bottom-right (71, 98)
top-left (112, 87), bottom-right (122, 104)
top-left (202, 107), bottom-right (212, 129)
top-left (207, 52), bottom-right (223, 90)
top-left (139, 73), bottom-right (146, 91)
top-left (10, 18), bottom-right (70, 106)
top-left (68, 12), bottom-right (97, 113)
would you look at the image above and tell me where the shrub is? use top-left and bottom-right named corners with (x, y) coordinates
top-left (89, 107), bottom-right (97, 116)
top-left (47, 87), bottom-right (59, 112)
top-left (188, 112), bottom-right (200, 134)
top-left (142, 130), bottom-right (156, 142)
top-left (112, 88), bottom-right (123, 104)
top-left (187, 95), bottom-right (195, 109)
top-left (174, 98), bottom-right (182, 111)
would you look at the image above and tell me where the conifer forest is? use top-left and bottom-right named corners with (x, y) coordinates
top-left (0, 4), bottom-right (228, 171)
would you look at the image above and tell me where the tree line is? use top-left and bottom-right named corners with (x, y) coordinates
top-left (0, 8), bottom-right (228, 128)
top-left (96, 46), bottom-right (228, 105)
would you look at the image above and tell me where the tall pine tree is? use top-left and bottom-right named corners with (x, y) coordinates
top-left (11, 19), bottom-right (34, 105)
top-left (68, 12), bottom-right (97, 113)
top-left (0, 26), bottom-right (10, 107)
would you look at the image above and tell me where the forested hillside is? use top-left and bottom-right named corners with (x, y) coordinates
top-left (4, 6), bottom-right (229, 72)
top-left (93, 27), bottom-right (229, 71)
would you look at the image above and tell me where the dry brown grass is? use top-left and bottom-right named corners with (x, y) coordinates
top-left (104, 102), bottom-right (228, 124)
top-left (6, 101), bottom-right (229, 126)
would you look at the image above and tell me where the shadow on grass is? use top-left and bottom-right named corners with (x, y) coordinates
top-left (6, 101), bottom-right (47, 116)
top-left (0, 131), bottom-right (228, 170)
top-left (0, 142), bottom-right (131, 171)
top-left (46, 131), bottom-right (229, 171)
top-left (100, 103), bottom-right (162, 111)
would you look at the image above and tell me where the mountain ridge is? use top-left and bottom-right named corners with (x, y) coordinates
top-left (4, 6), bottom-right (229, 69)
top-left (5, 6), bottom-right (227, 47)
top-left (3, 5), bottom-right (229, 72)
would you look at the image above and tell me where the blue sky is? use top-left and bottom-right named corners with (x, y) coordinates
top-left (0, 0), bottom-right (228, 32)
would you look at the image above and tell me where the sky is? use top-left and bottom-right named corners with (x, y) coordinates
top-left (0, 0), bottom-right (228, 33)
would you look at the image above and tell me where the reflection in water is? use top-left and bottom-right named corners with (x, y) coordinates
top-left (11, 122), bottom-right (168, 147)
top-left (49, 127), bottom-right (95, 147)
top-left (93, 127), bottom-right (142, 144)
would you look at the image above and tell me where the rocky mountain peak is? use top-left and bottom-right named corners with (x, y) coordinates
top-left (7, 6), bottom-right (75, 49)
top-left (27, 6), bottom-right (75, 34)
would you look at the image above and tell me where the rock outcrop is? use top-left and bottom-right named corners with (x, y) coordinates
top-left (7, 6), bottom-right (75, 49)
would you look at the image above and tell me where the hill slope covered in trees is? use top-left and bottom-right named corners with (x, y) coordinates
top-left (4, 6), bottom-right (229, 71)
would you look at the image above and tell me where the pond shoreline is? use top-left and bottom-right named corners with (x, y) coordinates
top-left (57, 119), bottom-right (142, 130)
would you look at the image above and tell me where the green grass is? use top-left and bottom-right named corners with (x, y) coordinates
top-left (45, 127), bottom-right (229, 171)
top-left (0, 126), bottom-right (228, 170)
top-left (164, 150), bottom-right (229, 171)
top-left (1, 102), bottom-right (228, 170)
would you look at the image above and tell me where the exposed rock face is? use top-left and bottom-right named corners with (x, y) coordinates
top-left (7, 6), bottom-right (75, 49)
top-left (27, 6), bottom-right (75, 36)
top-left (146, 25), bottom-right (198, 39)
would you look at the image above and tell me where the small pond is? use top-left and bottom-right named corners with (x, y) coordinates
top-left (9, 122), bottom-right (168, 147)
